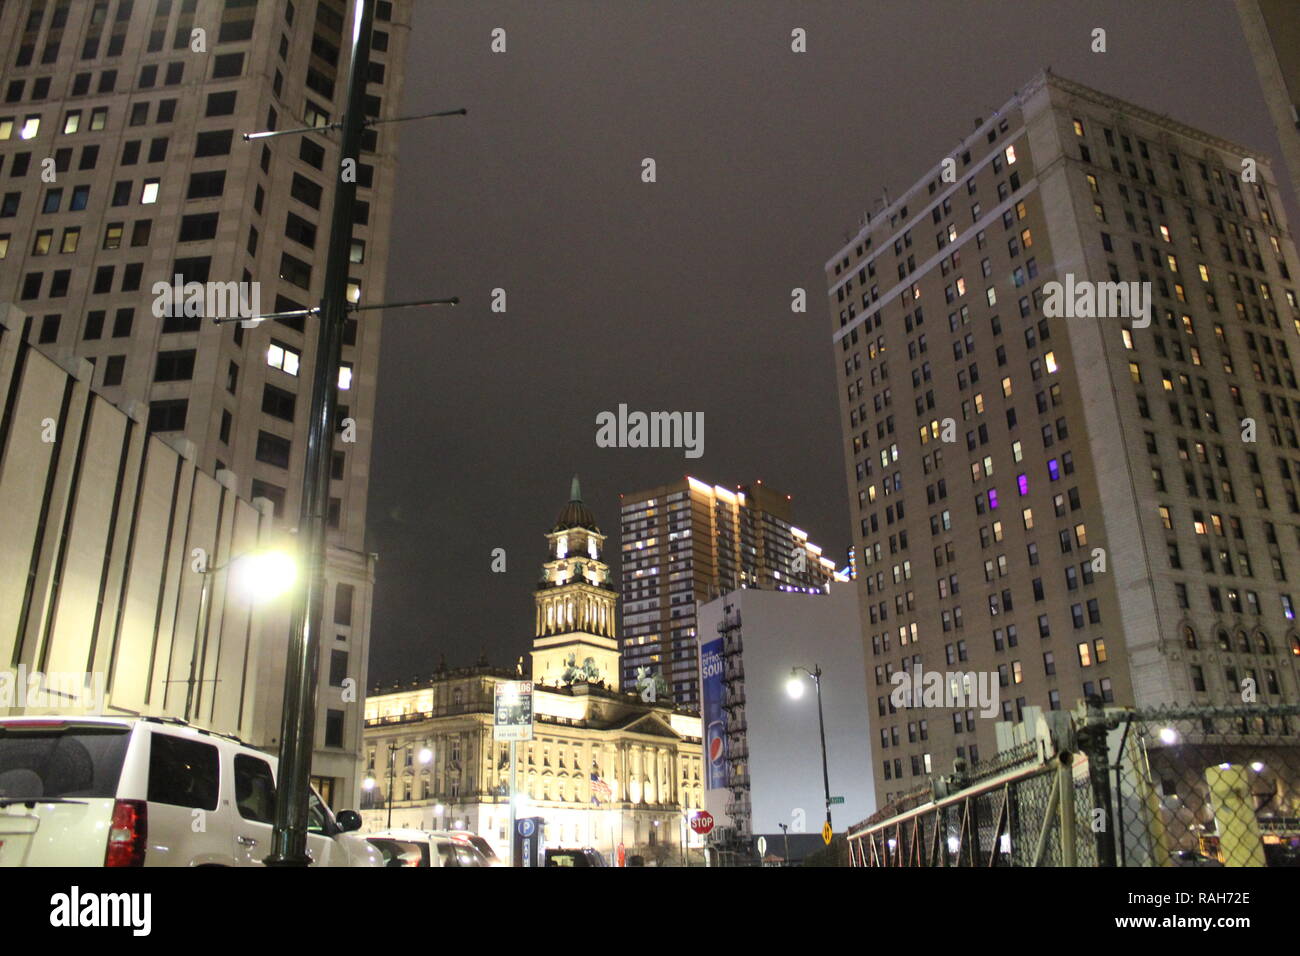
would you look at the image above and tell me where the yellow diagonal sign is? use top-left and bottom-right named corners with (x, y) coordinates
top-left (822, 821), bottom-right (833, 845)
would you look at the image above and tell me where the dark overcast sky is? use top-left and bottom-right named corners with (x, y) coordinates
top-left (366, 0), bottom-right (1287, 685)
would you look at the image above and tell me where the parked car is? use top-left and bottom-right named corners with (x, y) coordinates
top-left (367, 836), bottom-right (425, 867)
top-left (544, 847), bottom-right (607, 867)
top-left (429, 829), bottom-right (504, 866)
top-left (0, 715), bottom-right (381, 867)
top-left (1172, 848), bottom-right (1223, 867)
top-left (366, 828), bottom-right (491, 867)
top-left (1264, 842), bottom-right (1300, 867)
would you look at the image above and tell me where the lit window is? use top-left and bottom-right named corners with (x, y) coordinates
top-left (63, 111), bottom-right (80, 134)
top-left (337, 365), bottom-right (352, 390)
top-left (1044, 351), bottom-right (1058, 374)
top-left (141, 179), bottom-right (159, 204)
top-left (19, 115), bottom-right (40, 139)
top-left (1121, 328), bottom-right (1133, 349)
top-left (267, 341), bottom-right (301, 376)
top-left (1004, 144), bottom-right (1016, 165)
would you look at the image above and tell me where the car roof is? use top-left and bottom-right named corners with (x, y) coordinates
top-left (0, 714), bottom-right (254, 750)
top-left (368, 829), bottom-right (449, 841)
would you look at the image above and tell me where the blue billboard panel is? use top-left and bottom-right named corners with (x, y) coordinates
top-left (700, 637), bottom-right (727, 790)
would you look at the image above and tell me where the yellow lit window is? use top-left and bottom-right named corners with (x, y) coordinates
top-left (1121, 329), bottom-right (1133, 349)
top-left (1001, 376), bottom-right (1013, 397)
top-left (1004, 144), bottom-right (1017, 165)
top-left (1044, 351), bottom-right (1058, 374)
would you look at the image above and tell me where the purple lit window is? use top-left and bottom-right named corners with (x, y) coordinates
top-left (1018, 474), bottom-right (1029, 496)
top-left (988, 488), bottom-right (999, 509)
top-left (1048, 459), bottom-right (1060, 481)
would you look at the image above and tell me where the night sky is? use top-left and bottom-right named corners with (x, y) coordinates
top-left (367, 0), bottom-right (1286, 685)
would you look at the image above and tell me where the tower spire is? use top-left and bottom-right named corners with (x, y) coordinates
top-left (570, 474), bottom-right (582, 502)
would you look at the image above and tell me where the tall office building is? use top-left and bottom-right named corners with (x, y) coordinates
top-left (1237, 0), bottom-right (1300, 205)
top-left (829, 71), bottom-right (1300, 807)
top-left (0, 0), bottom-right (411, 807)
top-left (620, 476), bottom-right (843, 707)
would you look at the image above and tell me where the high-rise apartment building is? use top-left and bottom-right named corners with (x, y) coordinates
top-left (0, 0), bottom-right (411, 807)
top-left (620, 476), bottom-right (843, 707)
top-left (829, 71), bottom-right (1300, 807)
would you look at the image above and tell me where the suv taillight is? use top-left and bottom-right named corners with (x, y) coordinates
top-left (104, 799), bottom-right (147, 867)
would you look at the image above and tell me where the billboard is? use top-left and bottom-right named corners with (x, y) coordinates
top-left (700, 638), bottom-right (727, 790)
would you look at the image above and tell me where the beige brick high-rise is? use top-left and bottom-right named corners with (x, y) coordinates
top-left (0, 0), bottom-right (413, 808)
top-left (829, 72), bottom-right (1300, 808)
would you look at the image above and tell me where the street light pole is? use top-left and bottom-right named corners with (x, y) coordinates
top-left (788, 664), bottom-right (833, 830)
top-left (265, 0), bottom-right (375, 867)
top-left (185, 569), bottom-right (214, 722)
top-left (386, 742), bottom-right (397, 830)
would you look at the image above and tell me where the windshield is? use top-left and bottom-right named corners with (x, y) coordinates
top-left (0, 726), bottom-right (130, 800)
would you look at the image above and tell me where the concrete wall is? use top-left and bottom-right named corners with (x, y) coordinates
top-left (0, 305), bottom-right (370, 808)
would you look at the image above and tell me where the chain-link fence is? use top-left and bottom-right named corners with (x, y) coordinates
top-left (1108, 704), bottom-right (1300, 867)
top-left (848, 701), bottom-right (1300, 867)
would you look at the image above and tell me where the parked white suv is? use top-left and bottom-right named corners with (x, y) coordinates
top-left (0, 715), bottom-right (381, 867)
top-left (366, 828), bottom-right (491, 867)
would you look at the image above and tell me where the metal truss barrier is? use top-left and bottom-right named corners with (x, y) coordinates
top-left (847, 700), bottom-right (1300, 867)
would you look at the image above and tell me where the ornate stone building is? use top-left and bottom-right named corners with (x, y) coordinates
top-left (362, 479), bottom-right (704, 863)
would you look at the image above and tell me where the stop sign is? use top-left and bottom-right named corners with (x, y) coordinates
top-left (690, 811), bottom-right (715, 835)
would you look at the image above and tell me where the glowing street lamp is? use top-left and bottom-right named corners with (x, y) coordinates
top-left (787, 664), bottom-right (834, 831)
top-left (186, 547), bottom-right (298, 721)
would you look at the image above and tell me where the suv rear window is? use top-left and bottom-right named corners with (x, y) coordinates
top-left (0, 726), bottom-right (130, 799)
top-left (147, 733), bottom-right (219, 810)
top-left (234, 754), bottom-right (276, 823)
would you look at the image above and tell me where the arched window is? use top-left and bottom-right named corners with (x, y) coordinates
top-left (1290, 633), bottom-right (1300, 657)
top-left (1183, 625), bottom-right (1198, 649)
top-left (1237, 630), bottom-right (1251, 653)
top-left (1256, 630), bottom-right (1272, 654)
top-left (1217, 628), bottom-right (1232, 651)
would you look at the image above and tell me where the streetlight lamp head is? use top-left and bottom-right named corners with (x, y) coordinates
top-left (1158, 727), bottom-right (1179, 745)
top-left (230, 548), bottom-right (298, 602)
top-left (419, 747), bottom-right (433, 764)
top-left (362, 777), bottom-right (375, 791)
top-left (786, 674), bottom-right (806, 699)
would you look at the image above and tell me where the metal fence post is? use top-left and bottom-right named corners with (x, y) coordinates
top-left (1077, 695), bottom-right (1117, 867)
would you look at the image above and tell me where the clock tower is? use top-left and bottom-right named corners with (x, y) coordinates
top-left (530, 476), bottom-right (621, 687)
